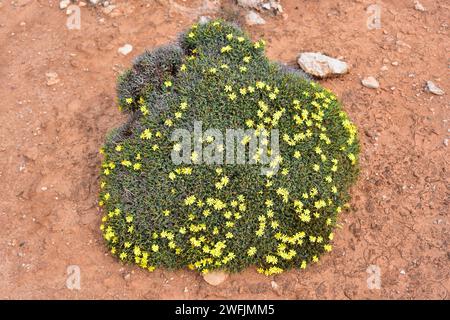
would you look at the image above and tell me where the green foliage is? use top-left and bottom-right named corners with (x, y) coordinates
top-left (99, 20), bottom-right (360, 275)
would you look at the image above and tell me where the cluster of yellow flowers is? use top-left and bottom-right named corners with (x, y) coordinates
top-left (100, 20), bottom-right (359, 276)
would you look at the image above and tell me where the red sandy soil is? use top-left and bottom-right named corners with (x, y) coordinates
top-left (0, 0), bottom-right (448, 299)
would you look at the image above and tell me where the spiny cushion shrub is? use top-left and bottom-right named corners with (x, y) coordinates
top-left (99, 20), bottom-right (360, 275)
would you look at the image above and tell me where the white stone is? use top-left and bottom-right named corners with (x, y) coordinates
top-left (245, 11), bottom-right (266, 25)
top-left (238, 0), bottom-right (263, 9)
top-left (59, 0), bottom-right (70, 9)
top-left (202, 270), bottom-right (228, 286)
top-left (118, 44), bottom-right (133, 56)
top-left (103, 4), bottom-right (116, 14)
top-left (361, 76), bottom-right (379, 89)
top-left (297, 52), bottom-right (348, 78)
top-left (426, 81), bottom-right (444, 95)
top-left (414, 1), bottom-right (425, 12)
top-left (262, 2), bottom-right (271, 10)
top-left (45, 72), bottom-right (60, 86)
top-left (198, 16), bottom-right (211, 25)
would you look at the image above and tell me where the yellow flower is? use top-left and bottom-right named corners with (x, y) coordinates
top-left (220, 45), bottom-right (232, 53)
top-left (191, 151), bottom-right (199, 162)
top-left (180, 64), bottom-right (187, 72)
top-left (140, 128), bottom-right (152, 140)
top-left (140, 105), bottom-right (149, 116)
top-left (179, 102), bottom-right (188, 110)
top-left (125, 98), bottom-right (133, 104)
top-left (266, 255), bottom-right (278, 264)
top-left (348, 153), bottom-right (356, 165)
top-left (247, 247), bottom-right (257, 256)
top-left (184, 195), bottom-right (196, 206)
top-left (119, 252), bottom-right (127, 260)
top-left (115, 145), bottom-right (122, 152)
top-left (164, 80), bottom-right (172, 87)
top-left (151, 244), bottom-right (159, 252)
top-left (121, 160), bottom-right (132, 167)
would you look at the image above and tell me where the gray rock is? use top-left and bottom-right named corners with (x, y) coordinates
top-left (245, 11), bottom-right (266, 25)
top-left (118, 44), bottom-right (133, 56)
top-left (59, 0), bottom-right (70, 9)
top-left (297, 52), bottom-right (349, 78)
top-left (202, 270), bottom-right (228, 286)
top-left (426, 81), bottom-right (444, 95)
top-left (361, 76), bottom-right (379, 89)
